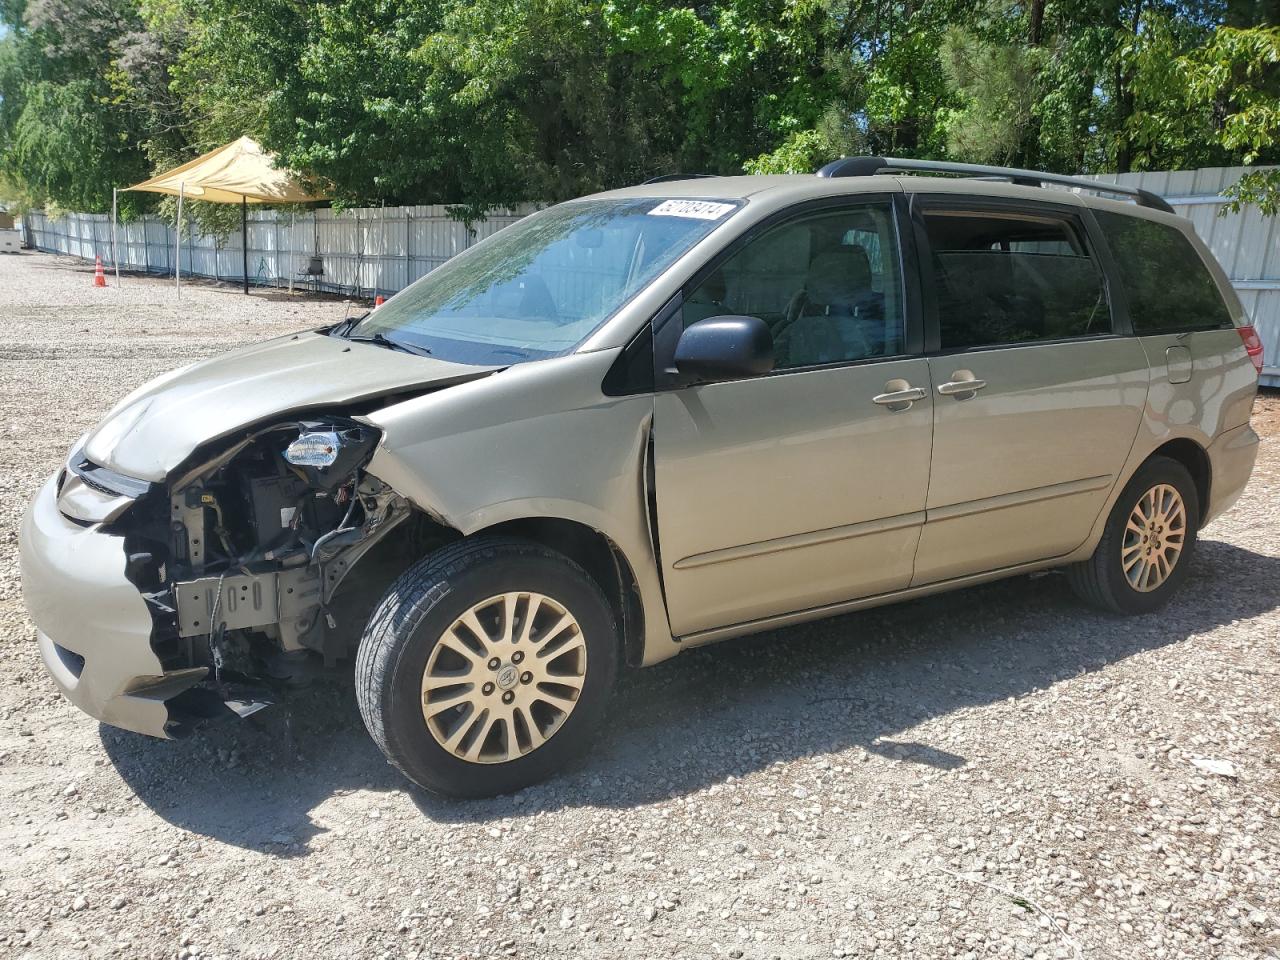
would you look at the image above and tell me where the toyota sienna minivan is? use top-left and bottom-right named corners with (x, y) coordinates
top-left (20, 158), bottom-right (1262, 797)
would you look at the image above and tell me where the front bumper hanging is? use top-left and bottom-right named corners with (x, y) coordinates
top-left (20, 474), bottom-right (205, 738)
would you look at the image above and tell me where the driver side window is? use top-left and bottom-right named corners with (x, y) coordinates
top-left (683, 202), bottom-right (905, 370)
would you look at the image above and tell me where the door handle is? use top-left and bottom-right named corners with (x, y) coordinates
top-left (936, 371), bottom-right (987, 399)
top-left (872, 381), bottom-right (927, 411)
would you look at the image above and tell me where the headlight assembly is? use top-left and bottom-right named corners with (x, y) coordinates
top-left (281, 421), bottom-right (378, 492)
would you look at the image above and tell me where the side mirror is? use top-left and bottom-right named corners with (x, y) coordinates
top-left (674, 315), bottom-right (774, 382)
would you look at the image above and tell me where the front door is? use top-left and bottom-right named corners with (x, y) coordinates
top-left (652, 197), bottom-right (935, 637)
top-left (909, 198), bottom-right (1148, 585)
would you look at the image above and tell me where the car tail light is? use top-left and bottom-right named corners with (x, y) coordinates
top-left (1237, 325), bottom-right (1264, 376)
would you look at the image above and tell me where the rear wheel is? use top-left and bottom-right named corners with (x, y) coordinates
top-left (355, 537), bottom-right (618, 797)
top-left (1067, 456), bottom-right (1200, 615)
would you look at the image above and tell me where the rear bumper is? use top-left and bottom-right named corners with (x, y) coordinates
top-left (19, 473), bottom-right (204, 739)
top-left (1205, 422), bottom-right (1260, 525)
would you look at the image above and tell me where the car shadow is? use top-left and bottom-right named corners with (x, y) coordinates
top-left (98, 679), bottom-right (398, 857)
top-left (101, 537), bottom-right (1280, 851)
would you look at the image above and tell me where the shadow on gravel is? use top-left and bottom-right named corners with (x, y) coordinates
top-left (39, 256), bottom-right (360, 305)
top-left (246, 288), bottom-right (362, 306)
top-left (99, 681), bottom-right (397, 856)
top-left (101, 538), bottom-right (1280, 849)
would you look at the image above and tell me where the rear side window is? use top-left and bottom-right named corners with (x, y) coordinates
top-left (922, 208), bottom-right (1111, 349)
top-left (1093, 211), bottom-right (1233, 334)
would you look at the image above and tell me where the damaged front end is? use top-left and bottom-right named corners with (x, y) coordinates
top-left (98, 416), bottom-right (414, 733)
top-left (20, 331), bottom-right (498, 739)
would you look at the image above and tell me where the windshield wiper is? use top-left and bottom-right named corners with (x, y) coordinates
top-left (329, 313), bottom-right (369, 338)
top-left (346, 332), bottom-right (433, 357)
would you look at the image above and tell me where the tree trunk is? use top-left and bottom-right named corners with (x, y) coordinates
top-left (1113, 0), bottom-right (1145, 173)
top-left (1021, 0), bottom-right (1046, 168)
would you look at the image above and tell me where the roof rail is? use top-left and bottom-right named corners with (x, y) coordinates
top-left (815, 156), bottom-right (1175, 214)
top-left (641, 173), bottom-right (716, 185)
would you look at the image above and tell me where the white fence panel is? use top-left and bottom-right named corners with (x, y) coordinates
top-left (23, 203), bottom-right (539, 299)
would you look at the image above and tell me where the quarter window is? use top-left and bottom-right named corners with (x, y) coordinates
top-left (1093, 211), bottom-right (1233, 334)
top-left (923, 208), bottom-right (1111, 349)
top-left (684, 203), bottom-right (905, 369)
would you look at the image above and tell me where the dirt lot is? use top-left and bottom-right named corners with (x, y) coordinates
top-left (1, 251), bottom-right (1278, 960)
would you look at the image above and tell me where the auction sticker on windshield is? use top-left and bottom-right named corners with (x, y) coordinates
top-left (648, 199), bottom-right (736, 220)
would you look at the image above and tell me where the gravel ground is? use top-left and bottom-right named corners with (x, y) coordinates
top-left (1, 250), bottom-right (1278, 960)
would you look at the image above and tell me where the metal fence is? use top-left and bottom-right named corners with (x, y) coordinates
top-left (22, 204), bottom-right (538, 298)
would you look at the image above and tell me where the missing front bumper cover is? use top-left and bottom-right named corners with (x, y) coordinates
top-left (174, 567), bottom-right (323, 651)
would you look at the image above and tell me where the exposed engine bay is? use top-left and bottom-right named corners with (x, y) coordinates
top-left (99, 416), bottom-right (422, 727)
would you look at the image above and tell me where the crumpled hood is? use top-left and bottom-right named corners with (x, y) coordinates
top-left (83, 331), bottom-right (491, 481)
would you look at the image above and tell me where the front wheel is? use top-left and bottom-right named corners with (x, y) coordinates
top-left (1067, 456), bottom-right (1200, 615)
top-left (355, 537), bottom-right (618, 798)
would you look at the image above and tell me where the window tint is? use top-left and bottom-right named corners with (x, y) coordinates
top-left (1093, 211), bottom-right (1232, 334)
top-left (684, 203), bottom-right (904, 369)
top-left (923, 209), bottom-right (1111, 349)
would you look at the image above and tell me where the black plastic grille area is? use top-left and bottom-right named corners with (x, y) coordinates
top-left (66, 448), bottom-right (151, 499)
top-left (76, 471), bottom-right (119, 497)
top-left (53, 642), bottom-right (86, 678)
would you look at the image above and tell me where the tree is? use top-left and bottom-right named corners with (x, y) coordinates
top-left (940, 27), bottom-right (1042, 165)
top-left (1180, 25), bottom-right (1280, 212)
top-left (164, 0), bottom-right (836, 208)
top-left (0, 0), bottom-right (182, 213)
top-left (4, 0), bottom-right (1280, 216)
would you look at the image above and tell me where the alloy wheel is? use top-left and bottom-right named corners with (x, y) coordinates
top-left (1121, 483), bottom-right (1187, 592)
top-left (420, 592), bottom-right (587, 763)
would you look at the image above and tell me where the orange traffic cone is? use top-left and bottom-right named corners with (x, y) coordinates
top-left (93, 256), bottom-right (106, 287)
top-left (374, 294), bottom-right (385, 308)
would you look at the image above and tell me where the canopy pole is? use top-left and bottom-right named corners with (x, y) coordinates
top-left (375, 201), bottom-right (384, 304)
top-left (175, 182), bottom-right (184, 300)
top-left (111, 188), bottom-right (120, 284)
top-left (242, 196), bottom-right (249, 295)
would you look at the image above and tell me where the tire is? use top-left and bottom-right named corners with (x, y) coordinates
top-left (1067, 456), bottom-right (1201, 615)
top-left (355, 536), bottom-right (618, 798)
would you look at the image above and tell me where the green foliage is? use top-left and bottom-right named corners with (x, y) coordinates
top-left (1123, 12), bottom-right (1232, 172)
top-left (744, 129), bottom-right (833, 174)
top-left (940, 27), bottom-right (1042, 164)
top-left (1122, 20), bottom-right (1280, 211)
top-left (860, 14), bottom-right (956, 157)
top-left (0, 167), bottom-right (38, 213)
top-left (7, 78), bottom-right (148, 213)
top-left (1223, 169), bottom-right (1280, 214)
top-left (1183, 25), bottom-right (1280, 162)
top-left (3, 0), bottom-right (1280, 216)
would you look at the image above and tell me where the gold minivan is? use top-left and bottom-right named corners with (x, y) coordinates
top-left (20, 159), bottom-right (1262, 797)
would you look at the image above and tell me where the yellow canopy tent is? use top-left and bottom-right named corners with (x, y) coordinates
top-left (119, 136), bottom-right (327, 295)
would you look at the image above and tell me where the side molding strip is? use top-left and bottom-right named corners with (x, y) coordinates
top-left (672, 511), bottom-right (926, 570)
top-left (670, 475), bottom-right (1111, 572)
top-left (927, 474), bottom-right (1113, 523)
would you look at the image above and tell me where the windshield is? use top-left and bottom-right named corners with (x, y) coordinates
top-left (345, 197), bottom-right (740, 365)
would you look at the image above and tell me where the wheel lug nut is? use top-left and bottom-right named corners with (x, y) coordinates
top-left (512, 651), bottom-right (524, 664)
top-left (521, 671), bottom-right (532, 684)
top-left (487, 657), bottom-right (500, 670)
top-left (502, 691), bottom-right (515, 705)
top-left (482, 682), bottom-right (495, 695)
